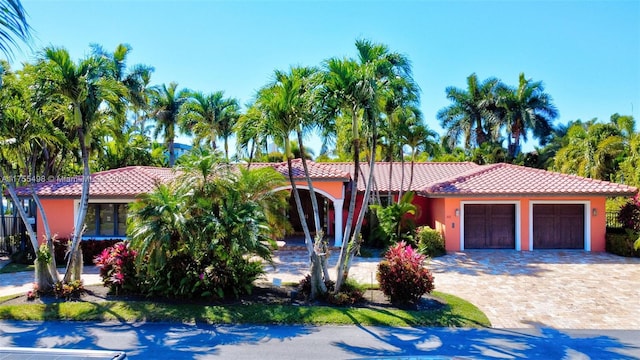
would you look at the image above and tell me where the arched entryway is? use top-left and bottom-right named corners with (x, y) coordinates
top-left (272, 185), bottom-right (344, 246)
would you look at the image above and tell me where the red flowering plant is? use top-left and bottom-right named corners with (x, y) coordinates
top-left (94, 241), bottom-right (139, 295)
top-left (377, 241), bottom-right (435, 306)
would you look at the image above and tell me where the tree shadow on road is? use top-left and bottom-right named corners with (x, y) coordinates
top-left (0, 320), bottom-right (318, 358)
top-left (332, 322), bottom-right (640, 359)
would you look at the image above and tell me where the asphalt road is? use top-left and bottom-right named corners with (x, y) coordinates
top-left (0, 321), bottom-right (639, 359)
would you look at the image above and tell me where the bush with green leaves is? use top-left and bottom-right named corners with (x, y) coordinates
top-left (297, 274), bottom-right (364, 306)
top-left (606, 232), bottom-right (640, 257)
top-left (129, 150), bottom-right (288, 300)
top-left (369, 192), bottom-right (417, 247)
top-left (377, 241), bottom-right (434, 306)
top-left (416, 226), bottom-right (446, 257)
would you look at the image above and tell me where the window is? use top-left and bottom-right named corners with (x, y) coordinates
top-left (83, 203), bottom-right (128, 237)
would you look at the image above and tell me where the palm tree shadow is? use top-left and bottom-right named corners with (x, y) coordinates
top-left (332, 323), bottom-right (640, 359)
top-left (0, 320), bottom-right (318, 358)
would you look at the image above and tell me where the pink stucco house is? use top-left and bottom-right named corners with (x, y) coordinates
top-left (18, 160), bottom-right (637, 252)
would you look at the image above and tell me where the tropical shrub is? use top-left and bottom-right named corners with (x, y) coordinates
top-left (606, 232), bottom-right (640, 257)
top-left (297, 274), bottom-right (364, 306)
top-left (617, 196), bottom-right (640, 231)
top-left (94, 241), bottom-right (139, 295)
top-left (369, 192), bottom-right (417, 247)
top-left (129, 150), bottom-right (287, 300)
top-left (377, 241), bottom-right (434, 306)
top-left (416, 226), bottom-right (446, 257)
top-left (52, 280), bottom-right (85, 300)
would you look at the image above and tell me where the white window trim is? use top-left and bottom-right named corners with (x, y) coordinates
top-left (460, 200), bottom-right (521, 251)
top-left (528, 200), bottom-right (591, 251)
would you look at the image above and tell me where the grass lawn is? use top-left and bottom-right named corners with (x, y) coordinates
top-left (0, 262), bottom-right (34, 274)
top-left (0, 291), bottom-right (490, 327)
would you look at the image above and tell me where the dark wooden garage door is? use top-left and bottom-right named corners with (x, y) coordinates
top-left (464, 204), bottom-right (515, 249)
top-left (533, 204), bottom-right (584, 249)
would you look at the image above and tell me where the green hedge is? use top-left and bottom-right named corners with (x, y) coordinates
top-left (605, 233), bottom-right (640, 257)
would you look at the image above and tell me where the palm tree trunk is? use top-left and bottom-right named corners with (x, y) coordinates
top-left (63, 128), bottom-right (90, 283)
top-left (0, 170), bottom-right (54, 290)
top-left (335, 107), bottom-right (361, 291)
top-left (285, 139), bottom-right (326, 299)
top-left (30, 190), bottom-right (59, 283)
top-left (297, 129), bottom-right (330, 282)
top-left (388, 142), bottom-right (393, 200)
top-left (408, 149), bottom-right (416, 191)
top-left (168, 137), bottom-right (176, 167)
top-left (224, 137), bottom-right (230, 162)
top-left (398, 145), bottom-right (406, 204)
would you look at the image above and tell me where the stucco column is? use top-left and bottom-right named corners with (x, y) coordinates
top-left (333, 199), bottom-right (344, 247)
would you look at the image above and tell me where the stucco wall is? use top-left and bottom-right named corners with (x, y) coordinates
top-left (428, 196), bottom-right (609, 252)
top-left (38, 198), bottom-right (75, 243)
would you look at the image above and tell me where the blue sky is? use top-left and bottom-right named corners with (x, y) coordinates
top-left (11, 0), bottom-right (640, 153)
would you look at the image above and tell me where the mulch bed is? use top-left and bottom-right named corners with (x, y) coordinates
top-left (1, 282), bottom-right (446, 311)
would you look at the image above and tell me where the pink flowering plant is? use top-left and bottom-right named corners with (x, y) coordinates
top-left (377, 241), bottom-right (435, 306)
top-left (94, 241), bottom-right (138, 295)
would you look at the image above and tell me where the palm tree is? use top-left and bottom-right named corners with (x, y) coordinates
top-left (553, 121), bottom-right (624, 180)
top-left (255, 66), bottom-right (329, 298)
top-left (0, 0), bottom-right (31, 59)
top-left (437, 73), bottom-right (500, 150)
top-left (182, 90), bottom-right (239, 161)
top-left (39, 46), bottom-right (128, 283)
top-left (235, 102), bottom-right (268, 166)
top-left (497, 73), bottom-right (558, 158)
top-left (128, 182), bottom-right (187, 275)
top-left (0, 63), bottom-right (64, 289)
top-left (401, 122), bottom-right (438, 191)
top-left (148, 82), bottom-right (190, 167)
top-left (323, 39), bottom-right (414, 291)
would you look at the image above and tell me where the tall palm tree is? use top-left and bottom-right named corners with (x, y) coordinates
top-left (0, 0), bottom-right (31, 59)
top-left (497, 73), bottom-right (558, 158)
top-left (0, 63), bottom-right (64, 289)
top-left (148, 82), bottom-right (190, 167)
top-left (323, 39), bottom-right (414, 291)
top-left (437, 73), bottom-right (500, 150)
top-left (38, 46), bottom-right (128, 282)
top-left (255, 66), bottom-right (328, 298)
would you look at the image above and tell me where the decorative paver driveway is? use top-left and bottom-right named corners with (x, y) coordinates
top-left (431, 251), bottom-right (640, 329)
top-left (265, 249), bottom-right (640, 330)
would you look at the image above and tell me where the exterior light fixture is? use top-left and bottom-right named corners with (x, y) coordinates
top-left (592, 208), bottom-right (597, 217)
top-left (455, 208), bottom-right (460, 217)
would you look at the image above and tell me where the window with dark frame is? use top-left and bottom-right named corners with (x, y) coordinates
top-left (83, 203), bottom-right (128, 237)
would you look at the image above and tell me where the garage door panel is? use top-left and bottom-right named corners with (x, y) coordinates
top-left (533, 204), bottom-right (584, 249)
top-left (464, 204), bottom-right (515, 249)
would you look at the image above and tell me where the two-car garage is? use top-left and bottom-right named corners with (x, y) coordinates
top-left (461, 202), bottom-right (587, 250)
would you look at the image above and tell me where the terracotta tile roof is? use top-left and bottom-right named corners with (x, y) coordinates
top-left (251, 159), bottom-right (351, 180)
top-left (16, 166), bottom-right (177, 198)
top-left (19, 161), bottom-right (637, 199)
top-left (327, 162), bottom-right (480, 191)
top-left (423, 163), bottom-right (638, 197)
